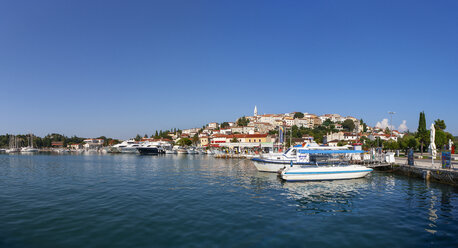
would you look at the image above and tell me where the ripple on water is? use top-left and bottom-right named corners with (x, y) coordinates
top-left (0, 154), bottom-right (457, 247)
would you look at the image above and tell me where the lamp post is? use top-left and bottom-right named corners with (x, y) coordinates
top-left (388, 111), bottom-right (396, 141)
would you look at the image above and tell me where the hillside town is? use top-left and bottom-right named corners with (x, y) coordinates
top-left (1, 106), bottom-right (410, 154)
top-left (138, 106), bottom-right (404, 152)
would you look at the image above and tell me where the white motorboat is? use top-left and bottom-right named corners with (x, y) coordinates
top-left (137, 141), bottom-right (168, 155)
top-left (177, 147), bottom-right (188, 154)
top-left (111, 139), bottom-right (141, 153)
top-left (281, 164), bottom-right (372, 181)
top-left (6, 148), bottom-right (20, 153)
top-left (21, 147), bottom-right (39, 153)
top-left (187, 147), bottom-right (198, 154)
top-left (252, 143), bottom-right (354, 172)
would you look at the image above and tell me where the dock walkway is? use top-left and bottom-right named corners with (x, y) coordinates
top-left (387, 157), bottom-right (458, 186)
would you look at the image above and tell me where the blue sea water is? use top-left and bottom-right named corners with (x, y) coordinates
top-left (0, 154), bottom-right (457, 248)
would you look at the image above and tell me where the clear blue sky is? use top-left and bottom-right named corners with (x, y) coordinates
top-left (1, 0), bottom-right (457, 139)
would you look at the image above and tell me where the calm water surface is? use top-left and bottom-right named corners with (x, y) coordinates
top-left (0, 154), bottom-right (457, 247)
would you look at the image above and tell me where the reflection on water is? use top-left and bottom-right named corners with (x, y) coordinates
top-left (281, 178), bottom-right (370, 215)
top-left (0, 154), bottom-right (457, 247)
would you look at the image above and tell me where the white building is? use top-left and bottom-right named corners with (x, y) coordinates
top-left (182, 128), bottom-right (200, 134)
top-left (83, 139), bottom-right (104, 149)
top-left (319, 114), bottom-right (345, 123)
top-left (207, 122), bottom-right (218, 129)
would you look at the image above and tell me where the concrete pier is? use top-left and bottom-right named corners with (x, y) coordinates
top-left (383, 157), bottom-right (458, 186)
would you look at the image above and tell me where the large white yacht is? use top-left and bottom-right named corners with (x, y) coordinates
top-left (111, 139), bottom-right (141, 153)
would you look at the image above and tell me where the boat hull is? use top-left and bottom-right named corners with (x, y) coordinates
top-left (120, 147), bottom-right (139, 154)
top-left (251, 158), bottom-right (313, 173)
top-left (137, 147), bottom-right (159, 155)
top-left (252, 160), bottom-right (289, 172)
top-left (281, 166), bottom-right (372, 181)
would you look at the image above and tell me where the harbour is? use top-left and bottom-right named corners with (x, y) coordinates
top-left (2, 1), bottom-right (458, 247)
top-left (0, 153), bottom-right (456, 247)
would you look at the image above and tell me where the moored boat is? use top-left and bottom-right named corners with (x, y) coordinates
top-left (251, 143), bottom-right (354, 172)
top-left (177, 147), bottom-right (188, 154)
top-left (137, 147), bottom-right (160, 155)
top-left (281, 164), bottom-right (372, 181)
top-left (111, 139), bottom-right (141, 153)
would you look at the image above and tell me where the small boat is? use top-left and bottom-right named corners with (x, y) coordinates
top-left (21, 133), bottom-right (39, 153)
top-left (279, 149), bottom-right (372, 181)
top-left (137, 141), bottom-right (166, 155)
top-left (251, 142), bottom-right (365, 172)
top-left (6, 148), bottom-right (20, 153)
top-left (111, 139), bottom-right (141, 154)
top-left (137, 147), bottom-right (160, 155)
top-left (187, 148), bottom-right (198, 154)
top-left (177, 147), bottom-right (188, 154)
top-left (7, 135), bottom-right (20, 153)
top-left (281, 164), bottom-right (373, 181)
top-left (21, 147), bottom-right (39, 153)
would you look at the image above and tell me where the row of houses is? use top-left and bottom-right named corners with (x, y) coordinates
top-left (323, 129), bottom-right (404, 147)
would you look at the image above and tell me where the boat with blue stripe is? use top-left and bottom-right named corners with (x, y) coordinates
top-left (251, 143), bottom-right (364, 172)
top-left (281, 165), bottom-right (373, 181)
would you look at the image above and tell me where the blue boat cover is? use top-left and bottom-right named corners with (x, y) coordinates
top-left (297, 150), bottom-right (365, 154)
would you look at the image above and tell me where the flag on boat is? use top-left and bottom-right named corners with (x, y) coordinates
top-left (279, 126), bottom-right (284, 143)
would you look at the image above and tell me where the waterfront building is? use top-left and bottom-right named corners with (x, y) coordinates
top-left (209, 134), bottom-right (228, 145)
top-left (83, 139), bottom-right (104, 149)
top-left (69, 143), bottom-right (83, 150)
top-left (199, 135), bottom-right (209, 147)
top-left (51, 141), bottom-right (64, 148)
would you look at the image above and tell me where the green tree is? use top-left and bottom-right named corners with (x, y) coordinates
top-left (177, 138), bottom-right (192, 146)
top-left (383, 140), bottom-right (399, 151)
top-left (135, 134), bottom-right (142, 141)
top-left (434, 119), bottom-right (446, 130)
top-left (192, 134), bottom-right (199, 146)
top-left (342, 119), bottom-right (356, 132)
top-left (416, 111), bottom-right (428, 155)
top-left (237, 116), bottom-right (250, 127)
top-left (220, 122), bottom-right (230, 129)
top-left (322, 119), bottom-right (333, 126)
top-left (230, 137), bottom-right (239, 143)
top-left (293, 112), bottom-right (304, 119)
top-left (360, 119), bottom-right (368, 132)
top-left (291, 125), bottom-right (302, 138)
top-left (406, 136), bottom-right (418, 150)
top-left (384, 127), bottom-right (391, 134)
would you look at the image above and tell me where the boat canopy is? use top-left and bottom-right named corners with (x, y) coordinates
top-left (297, 150), bottom-right (365, 154)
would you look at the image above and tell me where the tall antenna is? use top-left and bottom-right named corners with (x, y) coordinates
top-left (388, 111), bottom-right (396, 141)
